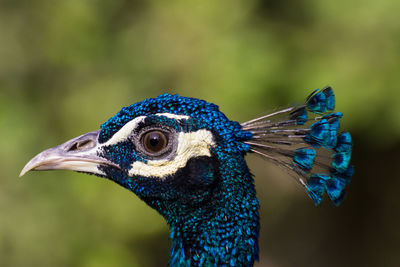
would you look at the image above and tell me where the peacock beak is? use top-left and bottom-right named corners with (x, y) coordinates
top-left (20, 130), bottom-right (118, 177)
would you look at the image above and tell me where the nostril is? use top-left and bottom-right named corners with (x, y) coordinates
top-left (68, 142), bottom-right (78, 151)
top-left (67, 140), bottom-right (95, 152)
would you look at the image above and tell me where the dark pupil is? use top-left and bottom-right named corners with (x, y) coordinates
top-left (144, 131), bottom-right (167, 153)
top-left (149, 134), bottom-right (159, 147)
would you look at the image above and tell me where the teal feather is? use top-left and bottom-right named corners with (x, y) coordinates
top-left (242, 87), bottom-right (353, 206)
top-left (326, 177), bottom-right (347, 205)
top-left (323, 87), bottom-right (335, 111)
top-left (307, 89), bottom-right (327, 113)
top-left (306, 174), bottom-right (329, 205)
top-left (333, 151), bottom-right (352, 173)
top-left (293, 148), bottom-right (316, 172)
top-left (306, 119), bottom-right (330, 147)
top-left (335, 132), bottom-right (352, 153)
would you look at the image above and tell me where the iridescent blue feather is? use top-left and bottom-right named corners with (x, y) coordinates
top-left (293, 148), bottom-right (316, 172)
top-left (242, 87), bottom-right (353, 205)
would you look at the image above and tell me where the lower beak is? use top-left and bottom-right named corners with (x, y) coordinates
top-left (20, 130), bottom-right (118, 177)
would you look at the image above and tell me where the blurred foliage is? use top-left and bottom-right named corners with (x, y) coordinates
top-left (0, 0), bottom-right (399, 266)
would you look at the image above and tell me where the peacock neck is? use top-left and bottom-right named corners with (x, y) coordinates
top-left (167, 156), bottom-right (260, 267)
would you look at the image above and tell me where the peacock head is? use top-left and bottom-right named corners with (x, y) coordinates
top-left (21, 88), bottom-right (354, 265)
top-left (20, 94), bottom-right (253, 218)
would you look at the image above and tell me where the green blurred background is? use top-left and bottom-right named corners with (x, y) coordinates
top-left (1, 0), bottom-right (400, 266)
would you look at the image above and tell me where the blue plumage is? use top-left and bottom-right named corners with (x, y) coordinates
top-left (333, 151), bottom-right (352, 172)
top-left (307, 119), bottom-right (331, 146)
top-left (306, 174), bottom-right (330, 204)
top-left (307, 90), bottom-right (328, 113)
top-left (20, 86), bottom-right (353, 266)
top-left (242, 86), bottom-right (353, 207)
top-left (321, 112), bottom-right (342, 147)
top-left (336, 132), bottom-right (352, 152)
top-left (326, 177), bottom-right (347, 204)
top-left (294, 107), bottom-right (308, 125)
top-left (306, 87), bottom-right (335, 113)
top-left (293, 148), bottom-right (316, 172)
top-left (324, 87), bottom-right (336, 111)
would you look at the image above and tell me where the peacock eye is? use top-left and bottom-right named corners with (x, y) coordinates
top-left (142, 130), bottom-right (168, 154)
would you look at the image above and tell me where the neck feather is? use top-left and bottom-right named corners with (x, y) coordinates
top-left (168, 156), bottom-right (259, 266)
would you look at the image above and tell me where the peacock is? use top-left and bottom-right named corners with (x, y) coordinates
top-left (20, 87), bottom-right (353, 266)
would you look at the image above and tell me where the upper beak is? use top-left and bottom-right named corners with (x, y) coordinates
top-left (20, 130), bottom-right (118, 177)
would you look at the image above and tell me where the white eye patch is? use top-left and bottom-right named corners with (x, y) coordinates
top-left (101, 113), bottom-right (190, 147)
top-left (102, 116), bottom-right (146, 146)
top-left (156, 113), bottom-right (190, 120)
top-left (128, 129), bottom-right (215, 178)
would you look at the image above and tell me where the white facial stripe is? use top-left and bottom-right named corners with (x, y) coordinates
top-left (102, 113), bottom-right (189, 147)
top-left (57, 161), bottom-right (106, 176)
top-left (128, 129), bottom-right (214, 178)
top-left (102, 116), bottom-right (146, 146)
top-left (155, 113), bottom-right (190, 120)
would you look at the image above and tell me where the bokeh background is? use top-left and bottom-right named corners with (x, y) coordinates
top-left (1, 0), bottom-right (400, 266)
